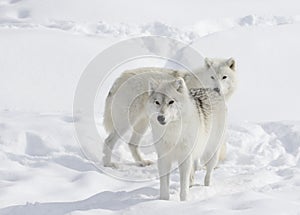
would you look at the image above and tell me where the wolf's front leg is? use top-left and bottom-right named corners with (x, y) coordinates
top-left (179, 155), bottom-right (193, 201)
top-left (204, 147), bottom-right (220, 186)
top-left (128, 118), bottom-right (152, 167)
top-left (189, 160), bottom-right (199, 187)
top-left (157, 155), bottom-right (172, 200)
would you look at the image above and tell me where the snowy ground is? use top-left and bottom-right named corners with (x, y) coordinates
top-left (0, 0), bottom-right (300, 214)
top-left (0, 111), bottom-right (299, 214)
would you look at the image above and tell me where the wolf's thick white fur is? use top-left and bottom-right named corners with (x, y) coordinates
top-left (146, 78), bottom-right (224, 200)
top-left (190, 58), bottom-right (237, 185)
top-left (103, 58), bottom-right (236, 186)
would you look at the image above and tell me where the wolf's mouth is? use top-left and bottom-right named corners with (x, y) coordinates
top-left (158, 121), bottom-right (166, 125)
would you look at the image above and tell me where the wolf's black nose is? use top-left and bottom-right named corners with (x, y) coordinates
top-left (213, 88), bottom-right (220, 93)
top-left (157, 115), bottom-right (166, 124)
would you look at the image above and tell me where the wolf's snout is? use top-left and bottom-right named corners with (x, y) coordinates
top-left (213, 87), bottom-right (220, 93)
top-left (157, 115), bottom-right (166, 125)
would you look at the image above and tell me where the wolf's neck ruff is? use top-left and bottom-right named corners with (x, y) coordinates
top-left (189, 88), bottom-right (224, 128)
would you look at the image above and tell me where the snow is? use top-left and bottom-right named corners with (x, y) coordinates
top-left (0, 111), bottom-right (299, 214)
top-left (0, 0), bottom-right (300, 214)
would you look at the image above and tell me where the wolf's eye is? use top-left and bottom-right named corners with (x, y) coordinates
top-left (222, 76), bottom-right (227, 79)
top-left (211, 76), bottom-right (215, 80)
top-left (168, 100), bottom-right (174, 105)
top-left (155, 100), bottom-right (160, 105)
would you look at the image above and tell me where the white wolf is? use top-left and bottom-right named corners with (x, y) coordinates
top-left (191, 58), bottom-right (237, 185)
top-left (102, 58), bottom-right (236, 185)
top-left (146, 77), bottom-right (224, 200)
top-left (199, 58), bottom-right (237, 101)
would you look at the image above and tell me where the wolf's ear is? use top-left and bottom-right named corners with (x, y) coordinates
top-left (148, 79), bottom-right (158, 95)
top-left (173, 77), bottom-right (185, 93)
top-left (204, 58), bottom-right (213, 68)
top-left (226, 58), bottom-right (236, 71)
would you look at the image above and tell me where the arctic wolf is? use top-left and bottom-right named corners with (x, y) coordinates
top-left (191, 58), bottom-right (236, 185)
top-left (102, 58), bottom-right (236, 184)
top-left (146, 78), bottom-right (224, 200)
top-left (199, 58), bottom-right (237, 101)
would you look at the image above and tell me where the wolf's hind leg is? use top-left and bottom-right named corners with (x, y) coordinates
top-left (128, 118), bottom-right (152, 166)
top-left (103, 130), bottom-right (122, 168)
top-left (204, 147), bottom-right (220, 186)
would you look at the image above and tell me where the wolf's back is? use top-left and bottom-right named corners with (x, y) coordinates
top-left (103, 67), bottom-right (186, 133)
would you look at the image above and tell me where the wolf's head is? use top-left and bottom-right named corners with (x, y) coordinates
top-left (202, 58), bottom-right (237, 100)
top-left (147, 78), bottom-right (188, 126)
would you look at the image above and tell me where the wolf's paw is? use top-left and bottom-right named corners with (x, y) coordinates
top-left (159, 194), bottom-right (170, 200)
top-left (180, 192), bottom-right (188, 201)
top-left (137, 160), bottom-right (153, 167)
top-left (204, 178), bottom-right (211, 186)
top-left (103, 162), bottom-right (118, 169)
